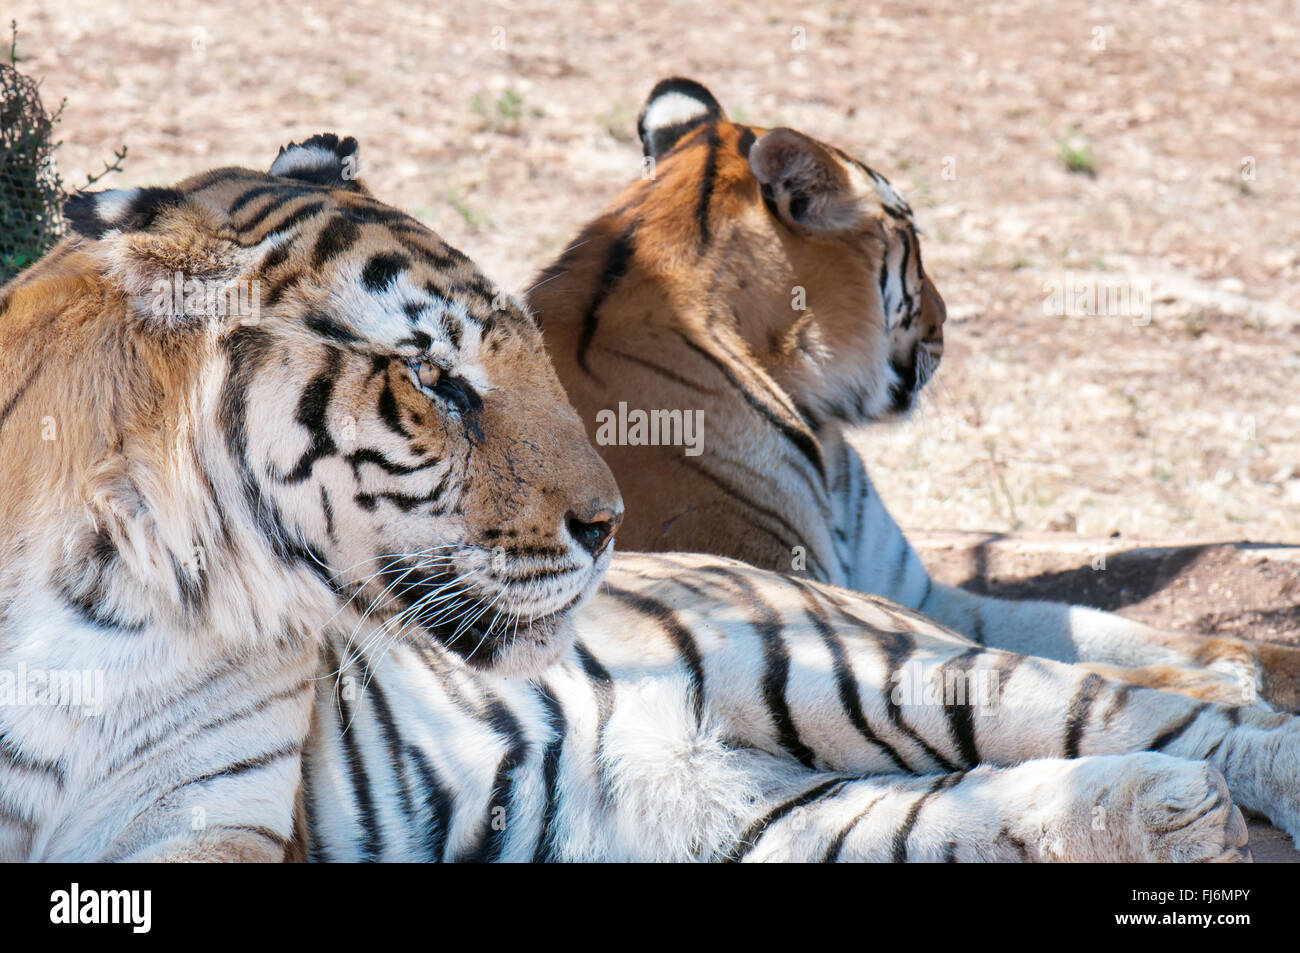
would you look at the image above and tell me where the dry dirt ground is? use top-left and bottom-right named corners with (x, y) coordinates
top-left (13, 0), bottom-right (1298, 544)
top-left (7, 0), bottom-right (1299, 859)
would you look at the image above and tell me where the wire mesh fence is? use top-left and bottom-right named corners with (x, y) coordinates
top-left (1, 21), bottom-right (126, 284)
top-left (0, 51), bottom-right (66, 283)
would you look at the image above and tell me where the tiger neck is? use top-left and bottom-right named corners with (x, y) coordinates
top-left (0, 418), bottom-right (339, 668)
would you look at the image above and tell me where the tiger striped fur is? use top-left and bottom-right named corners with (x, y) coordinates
top-left (308, 551), bottom-right (1300, 862)
top-left (6, 135), bottom-right (1299, 864)
top-left (0, 135), bottom-right (620, 860)
top-left (528, 78), bottom-right (1300, 712)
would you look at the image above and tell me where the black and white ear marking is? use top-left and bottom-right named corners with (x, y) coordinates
top-left (269, 132), bottom-right (364, 190)
top-left (636, 77), bottom-right (725, 160)
top-left (63, 187), bottom-right (186, 240)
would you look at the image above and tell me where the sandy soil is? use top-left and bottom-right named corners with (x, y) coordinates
top-left (10, 0), bottom-right (1298, 546)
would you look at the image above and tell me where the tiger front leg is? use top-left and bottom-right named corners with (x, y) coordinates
top-left (734, 754), bottom-right (1250, 863)
top-left (895, 649), bottom-right (1300, 846)
top-left (669, 571), bottom-right (1300, 845)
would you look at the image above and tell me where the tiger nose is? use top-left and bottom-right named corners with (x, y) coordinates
top-left (566, 506), bottom-right (623, 557)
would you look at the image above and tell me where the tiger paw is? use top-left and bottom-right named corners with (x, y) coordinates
top-left (1130, 760), bottom-right (1251, 863)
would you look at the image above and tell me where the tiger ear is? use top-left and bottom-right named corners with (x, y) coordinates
top-left (748, 127), bottom-right (865, 232)
top-left (636, 77), bottom-right (725, 160)
top-left (64, 188), bottom-right (251, 329)
top-left (64, 187), bottom-right (187, 241)
top-left (270, 132), bottom-right (368, 192)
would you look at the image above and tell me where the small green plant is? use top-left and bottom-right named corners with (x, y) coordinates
top-left (495, 88), bottom-right (523, 120)
top-left (0, 21), bottom-right (126, 282)
top-left (469, 86), bottom-right (534, 133)
top-left (445, 188), bottom-right (489, 229)
top-left (1059, 132), bottom-right (1097, 177)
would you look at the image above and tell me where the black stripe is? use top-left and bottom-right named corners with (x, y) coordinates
top-left (258, 242), bottom-right (293, 276)
top-left (891, 773), bottom-right (962, 862)
top-left (895, 228), bottom-right (914, 325)
top-left (355, 657), bottom-right (416, 823)
top-left (792, 582), bottom-right (912, 772)
top-left (997, 826), bottom-right (1033, 861)
top-left (459, 698), bottom-right (528, 862)
top-left (248, 199), bottom-right (328, 243)
top-left (532, 684), bottom-right (568, 862)
top-left (822, 793), bottom-right (886, 862)
top-left (601, 346), bottom-right (718, 396)
top-left (1100, 681), bottom-right (1135, 727)
top-left (280, 349), bottom-right (342, 483)
top-left (604, 585), bottom-right (707, 725)
top-left (699, 568), bottom-right (816, 768)
top-left (404, 745), bottom-right (453, 862)
top-left (730, 778), bottom-right (847, 862)
top-left (229, 183), bottom-right (309, 216)
top-left (219, 328), bottom-right (340, 586)
top-left (376, 377), bottom-right (413, 441)
top-left (1148, 706), bottom-right (1206, 752)
top-left (576, 222), bottom-right (639, 376)
top-left (870, 624), bottom-right (958, 772)
top-left (0, 728), bottom-right (66, 787)
top-left (942, 648), bottom-right (984, 767)
top-left (1063, 672), bottom-right (1105, 758)
top-left (234, 190), bottom-right (302, 231)
top-left (680, 457), bottom-right (831, 577)
top-left (325, 645), bottom-right (383, 861)
top-left (362, 252), bottom-right (412, 292)
top-left (106, 676), bottom-right (311, 778)
top-left (185, 167), bottom-right (253, 193)
top-left (263, 269), bottom-right (303, 307)
top-left (695, 126), bottom-right (721, 251)
top-left (574, 642), bottom-right (616, 800)
top-left (311, 214), bottom-right (362, 269)
top-left (206, 824), bottom-right (289, 849)
top-left (676, 330), bottom-right (825, 479)
top-left (303, 760), bottom-right (327, 863)
top-left (736, 126), bottom-right (757, 159)
top-left (346, 447), bottom-right (438, 478)
top-left (177, 742), bottom-right (300, 791)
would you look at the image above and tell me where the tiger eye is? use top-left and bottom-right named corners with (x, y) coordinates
top-left (415, 361), bottom-right (442, 390)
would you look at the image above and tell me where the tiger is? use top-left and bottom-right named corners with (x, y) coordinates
top-left (259, 140), bottom-right (1300, 863)
top-left (6, 136), bottom-right (1300, 865)
top-left (527, 77), bottom-right (1300, 713)
top-left (0, 133), bottom-right (620, 861)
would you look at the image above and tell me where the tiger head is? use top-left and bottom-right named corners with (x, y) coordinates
top-left (0, 134), bottom-right (621, 677)
top-left (537, 77), bottom-right (945, 426)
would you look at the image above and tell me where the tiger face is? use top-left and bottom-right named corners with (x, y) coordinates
top-left (45, 135), bottom-right (622, 677)
top-left (626, 78), bottom-right (946, 424)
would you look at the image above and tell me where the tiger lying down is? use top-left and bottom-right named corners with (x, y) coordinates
top-left (1, 135), bottom-right (1298, 863)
